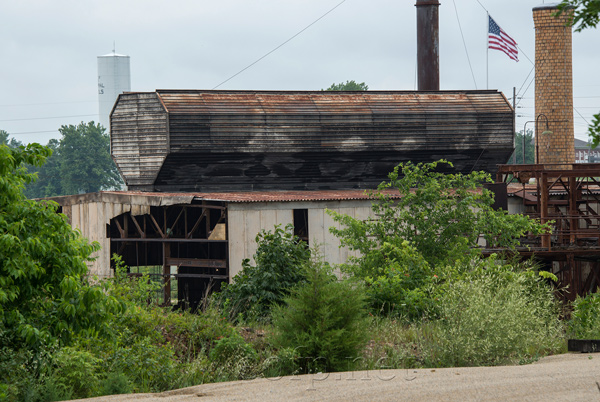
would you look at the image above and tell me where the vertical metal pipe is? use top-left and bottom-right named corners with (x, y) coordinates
top-left (416, 0), bottom-right (440, 91)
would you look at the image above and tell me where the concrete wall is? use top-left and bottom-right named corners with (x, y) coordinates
top-left (227, 200), bottom-right (373, 278)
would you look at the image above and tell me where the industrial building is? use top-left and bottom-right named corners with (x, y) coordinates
top-left (47, 2), bottom-right (600, 306)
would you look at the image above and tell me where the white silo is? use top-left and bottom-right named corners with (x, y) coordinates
top-left (97, 51), bottom-right (131, 131)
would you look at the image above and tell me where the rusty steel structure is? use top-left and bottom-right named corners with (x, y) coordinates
top-left (108, 201), bottom-right (228, 308)
top-left (111, 90), bottom-right (514, 193)
top-left (496, 163), bottom-right (600, 299)
top-left (415, 0), bottom-right (440, 91)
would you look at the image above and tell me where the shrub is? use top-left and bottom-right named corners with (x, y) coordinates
top-left (271, 260), bottom-right (369, 373)
top-left (218, 224), bottom-right (310, 322)
top-left (568, 291), bottom-right (600, 339)
top-left (360, 240), bottom-right (434, 319)
top-left (47, 347), bottom-right (101, 399)
top-left (209, 332), bottom-right (257, 364)
top-left (99, 371), bottom-right (132, 396)
top-left (419, 260), bottom-right (564, 367)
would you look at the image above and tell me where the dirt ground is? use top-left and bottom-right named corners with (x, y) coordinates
top-left (72, 353), bottom-right (600, 402)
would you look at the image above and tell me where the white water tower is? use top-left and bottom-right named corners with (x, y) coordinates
top-left (98, 50), bottom-right (130, 131)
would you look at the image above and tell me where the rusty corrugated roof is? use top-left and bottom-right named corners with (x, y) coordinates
top-left (105, 189), bottom-right (401, 203)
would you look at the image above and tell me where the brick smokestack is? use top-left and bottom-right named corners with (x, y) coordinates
top-left (416, 0), bottom-right (440, 91)
top-left (533, 4), bottom-right (574, 165)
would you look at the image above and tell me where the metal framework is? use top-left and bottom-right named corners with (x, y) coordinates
top-left (496, 163), bottom-right (600, 299)
top-left (109, 201), bottom-right (228, 308)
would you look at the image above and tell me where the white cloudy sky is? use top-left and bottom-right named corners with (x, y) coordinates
top-left (1, 0), bottom-right (598, 145)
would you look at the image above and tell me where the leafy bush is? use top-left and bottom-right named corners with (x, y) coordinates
top-left (419, 260), bottom-right (564, 367)
top-left (109, 254), bottom-right (161, 307)
top-left (0, 143), bottom-right (122, 350)
top-left (48, 347), bottom-right (101, 399)
top-left (568, 291), bottom-right (600, 339)
top-left (360, 240), bottom-right (434, 319)
top-left (218, 224), bottom-right (310, 322)
top-left (271, 260), bottom-right (369, 373)
top-left (209, 332), bottom-right (257, 364)
top-left (330, 160), bottom-right (549, 269)
top-left (99, 371), bottom-right (132, 396)
top-left (328, 161), bottom-right (551, 320)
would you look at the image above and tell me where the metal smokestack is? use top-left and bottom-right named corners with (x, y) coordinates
top-left (416, 0), bottom-right (440, 91)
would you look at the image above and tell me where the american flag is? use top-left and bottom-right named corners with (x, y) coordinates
top-left (488, 15), bottom-right (518, 62)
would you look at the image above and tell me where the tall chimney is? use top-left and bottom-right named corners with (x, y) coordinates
top-left (416, 0), bottom-right (440, 91)
top-left (533, 4), bottom-right (574, 165)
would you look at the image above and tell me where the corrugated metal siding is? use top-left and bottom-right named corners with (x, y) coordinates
top-left (158, 91), bottom-right (512, 153)
top-left (112, 90), bottom-right (514, 191)
top-left (111, 92), bottom-right (169, 186)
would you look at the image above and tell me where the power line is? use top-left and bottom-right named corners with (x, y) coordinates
top-left (7, 130), bottom-right (59, 136)
top-left (212, 0), bottom-right (347, 89)
top-left (453, 0), bottom-right (477, 88)
top-left (0, 114), bottom-right (98, 122)
top-left (0, 100), bottom-right (97, 108)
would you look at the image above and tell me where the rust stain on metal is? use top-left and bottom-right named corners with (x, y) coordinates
top-left (111, 89), bottom-right (514, 192)
top-left (415, 0), bottom-right (440, 91)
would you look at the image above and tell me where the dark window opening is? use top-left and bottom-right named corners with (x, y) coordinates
top-left (293, 209), bottom-right (309, 245)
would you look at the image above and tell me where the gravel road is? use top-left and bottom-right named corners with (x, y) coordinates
top-left (72, 353), bottom-right (600, 402)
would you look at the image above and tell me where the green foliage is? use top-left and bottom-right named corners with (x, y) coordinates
top-left (109, 254), bottom-right (161, 307)
top-left (329, 161), bottom-right (549, 319)
top-left (331, 161), bottom-right (548, 269)
top-left (218, 224), bottom-right (310, 322)
top-left (557, 0), bottom-right (600, 32)
top-left (271, 260), bottom-right (369, 373)
top-left (589, 113), bottom-right (600, 148)
top-left (48, 347), bottom-right (101, 399)
top-left (57, 121), bottom-right (122, 194)
top-left (568, 291), bottom-right (600, 339)
top-left (209, 332), bottom-right (257, 364)
top-left (23, 139), bottom-right (63, 199)
top-left (0, 143), bottom-right (122, 350)
top-left (0, 130), bottom-right (23, 149)
top-left (508, 129), bottom-right (535, 164)
top-left (419, 259), bottom-right (564, 367)
top-left (99, 371), bottom-right (132, 396)
top-left (21, 121), bottom-right (123, 198)
top-left (324, 80), bottom-right (369, 91)
top-left (362, 240), bottom-right (434, 319)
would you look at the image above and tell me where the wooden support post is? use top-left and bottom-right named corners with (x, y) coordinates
top-left (569, 176), bottom-right (578, 244)
top-left (540, 172), bottom-right (551, 250)
top-left (163, 242), bottom-right (171, 306)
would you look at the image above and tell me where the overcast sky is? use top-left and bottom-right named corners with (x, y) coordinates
top-left (1, 0), bottom-right (598, 145)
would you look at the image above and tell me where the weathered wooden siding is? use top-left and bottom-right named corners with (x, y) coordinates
top-left (62, 201), bottom-right (150, 278)
top-left (112, 90), bottom-right (514, 192)
top-left (110, 92), bottom-right (169, 188)
top-left (227, 200), bottom-right (373, 279)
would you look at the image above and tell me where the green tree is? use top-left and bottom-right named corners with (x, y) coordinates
top-left (328, 161), bottom-right (550, 317)
top-left (23, 139), bottom-right (63, 199)
top-left (0, 143), bottom-right (121, 350)
top-left (0, 130), bottom-right (23, 148)
top-left (58, 121), bottom-right (122, 194)
top-left (324, 80), bottom-right (369, 91)
top-left (218, 224), bottom-right (311, 322)
top-left (557, 0), bottom-right (600, 32)
top-left (271, 260), bottom-right (369, 373)
top-left (557, 1), bottom-right (600, 146)
top-left (509, 129), bottom-right (535, 164)
top-left (330, 160), bottom-right (548, 269)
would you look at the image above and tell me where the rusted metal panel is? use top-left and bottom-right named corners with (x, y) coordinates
top-left (111, 90), bottom-right (514, 191)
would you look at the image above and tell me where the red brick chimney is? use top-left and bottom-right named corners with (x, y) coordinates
top-left (533, 4), bottom-right (574, 166)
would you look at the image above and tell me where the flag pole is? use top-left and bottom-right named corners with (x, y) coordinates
top-left (486, 12), bottom-right (489, 89)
